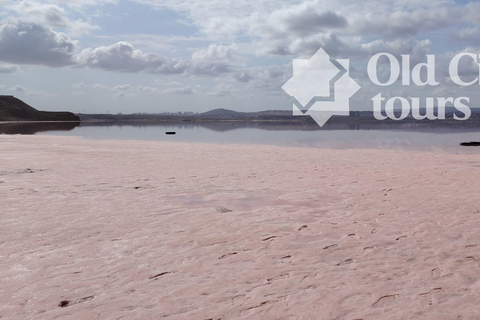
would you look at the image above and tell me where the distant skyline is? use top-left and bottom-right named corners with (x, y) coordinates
top-left (1, 0), bottom-right (480, 114)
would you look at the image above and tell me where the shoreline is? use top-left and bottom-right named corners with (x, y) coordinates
top-left (2, 135), bottom-right (480, 319)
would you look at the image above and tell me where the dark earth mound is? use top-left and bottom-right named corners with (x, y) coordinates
top-left (0, 95), bottom-right (79, 122)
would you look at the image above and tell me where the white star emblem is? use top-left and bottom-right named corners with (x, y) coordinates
top-left (282, 48), bottom-right (361, 127)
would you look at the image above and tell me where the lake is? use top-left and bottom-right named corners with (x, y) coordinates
top-left (1, 120), bottom-right (480, 152)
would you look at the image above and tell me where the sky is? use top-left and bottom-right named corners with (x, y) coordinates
top-left (1, 0), bottom-right (480, 114)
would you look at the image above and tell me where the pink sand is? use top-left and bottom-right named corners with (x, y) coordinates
top-left (1, 135), bottom-right (480, 319)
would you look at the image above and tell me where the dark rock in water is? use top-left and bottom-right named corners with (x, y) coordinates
top-left (0, 95), bottom-right (79, 122)
top-left (216, 206), bottom-right (232, 213)
top-left (165, 132), bottom-right (176, 135)
top-left (460, 141), bottom-right (480, 146)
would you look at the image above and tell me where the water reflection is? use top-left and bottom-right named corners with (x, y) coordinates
top-left (0, 122), bottom-right (79, 134)
top-left (75, 119), bottom-right (480, 132)
top-left (1, 120), bottom-right (480, 152)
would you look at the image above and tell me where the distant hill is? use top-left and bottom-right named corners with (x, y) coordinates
top-left (200, 108), bottom-right (292, 118)
top-left (0, 96), bottom-right (79, 122)
top-left (200, 108), bottom-right (246, 118)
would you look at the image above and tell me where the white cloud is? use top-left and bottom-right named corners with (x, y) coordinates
top-left (115, 0), bottom-right (480, 54)
top-left (189, 62), bottom-right (231, 76)
top-left (162, 86), bottom-right (194, 95)
top-left (83, 82), bottom-right (166, 95)
top-left (250, 4), bottom-right (347, 41)
top-left (189, 44), bottom-right (243, 75)
top-left (192, 44), bottom-right (238, 63)
top-left (11, 85), bottom-right (26, 92)
top-left (72, 81), bottom-right (88, 88)
top-left (233, 65), bottom-right (288, 91)
top-left (349, 5), bottom-right (460, 38)
top-left (113, 33), bottom-right (206, 53)
top-left (93, 83), bottom-right (108, 89)
top-left (66, 19), bottom-right (100, 37)
top-left (133, 0), bottom-right (301, 41)
top-left (131, 0), bottom-right (469, 58)
top-left (261, 32), bottom-right (433, 61)
top-left (7, 1), bottom-right (100, 36)
top-left (462, 2), bottom-right (480, 25)
top-left (249, 1), bottom-right (460, 56)
top-left (136, 85), bottom-right (158, 92)
top-left (452, 27), bottom-right (480, 47)
top-left (116, 91), bottom-right (137, 98)
top-left (50, 0), bottom-right (117, 12)
top-left (76, 41), bottom-right (190, 74)
top-left (206, 83), bottom-right (236, 97)
top-left (8, 84), bottom-right (50, 96)
top-left (76, 41), bottom-right (238, 77)
top-left (8, 1), bottom-right (68, 27)
top-left (0, 63), bottom-right (18, 73)
top-left (0, 17), bottom-right (79, 66)
top-left (113, 84), bottom-right (132, 91)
